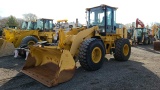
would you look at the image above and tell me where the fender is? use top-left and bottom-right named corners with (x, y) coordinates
top-left (70, 26), bottom-right (99, 56)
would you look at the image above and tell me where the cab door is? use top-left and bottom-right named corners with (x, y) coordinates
top-left (106, 7), bottom-right (116, 33)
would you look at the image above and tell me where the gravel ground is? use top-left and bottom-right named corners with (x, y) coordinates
top-left (0, 44), bottom-right (160, 90)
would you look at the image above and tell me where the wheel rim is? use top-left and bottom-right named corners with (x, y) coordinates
top-left (27, 41), bottom-right (36, 46)
top-left (91, 47), bottom-right (102, 63)
top-left (123, 44), bottom-right (129, 56)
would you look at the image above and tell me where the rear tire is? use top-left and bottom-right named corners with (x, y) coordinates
top-left (78, 38), bottom-right (105, 71)
top-left (114, 38), bottom-right (131, 61)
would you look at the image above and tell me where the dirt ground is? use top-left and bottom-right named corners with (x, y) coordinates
top-left (0, 44), bottom-right (160, 90)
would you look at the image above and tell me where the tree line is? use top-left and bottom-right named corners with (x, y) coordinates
top-left (0, 13), bottom-right (37, 29)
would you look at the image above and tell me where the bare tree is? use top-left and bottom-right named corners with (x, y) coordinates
top-left (17, 18), bottom-right (24, 29)
top-left (23, 13), bottom-right (37, 21)
top-left (0, 17), bottom-right (8, 28)
top-left (0, 17), bottom-right (8, 36)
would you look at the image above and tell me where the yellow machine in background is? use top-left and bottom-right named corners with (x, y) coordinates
top-left (54, 19), bottom-right (69, 31)
top-left (152, 24), bottom-right (160, 40)
top-left (151, 24), bottom-right (160, 51)
top-left (57, 19), bottom-right (68, 23)
top-left (116, 23), bottom-right (127, 39)
top-left (54, 19), bottom-right (81, 32)
top-left (0, 18), bottom-right (56, 57)
top-left (22, 4), bottom-right (131, 87)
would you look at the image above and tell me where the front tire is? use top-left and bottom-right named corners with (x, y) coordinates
top-left (78, 38), bottom-right (105, 71)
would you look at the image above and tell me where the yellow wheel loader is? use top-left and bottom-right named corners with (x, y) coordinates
top-left (0, 18), bottom-right (56, 57)
top-left (22, 4), bottom-right (131, 87)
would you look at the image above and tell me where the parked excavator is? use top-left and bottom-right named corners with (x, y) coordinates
top-left (129, 18), bottom-right (151, 45)
top-left (21, 4), bottom-right (131, 87)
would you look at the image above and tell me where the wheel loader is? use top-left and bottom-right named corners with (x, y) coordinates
top-left (21, 4), bottom-right (131, 87)
top-left (0, 18), bottom-right (56, 57)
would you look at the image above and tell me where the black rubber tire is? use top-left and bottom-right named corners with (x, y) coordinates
top-left (20, 36), bottom-right (38, 47)
top-left (143, 37), bottom-right (149, 45)
top-left (148, 37), bottom-right (151, 45)
top-left (114, 38), bottom-right (131, 61)
top-left (78, 38), bottom-right (105, 71)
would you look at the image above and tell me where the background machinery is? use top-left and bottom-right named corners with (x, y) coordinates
top-left (128, 18), bottom-right (151, 45)
top-left (54, 19), bottom-right (82, 31)
top-left (152, 24), bottom-right (160, 40)
top-left (21, 4), bottom-right (131, 87)
top-left (135, 18), bottom-right (151, 44)
top-left (0, 18), bottom-right (55, 57)
top-left (151, 24), bottom-right (160, 51)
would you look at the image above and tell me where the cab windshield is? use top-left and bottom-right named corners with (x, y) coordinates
top-left (88, 7), bottom-right (105, 27)
top-left (36, 19), bottom-right (53, 30)
top-left (27, 21), bottom-right (37, 30)
top-left (21, 21), bottom-right (28, 30)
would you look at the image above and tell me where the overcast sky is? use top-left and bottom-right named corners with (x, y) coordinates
top-left (0, 0), bottom-right (159, 25)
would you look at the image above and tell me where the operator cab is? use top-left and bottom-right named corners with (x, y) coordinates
top-left (21, 21), bottom-right (28, 30)
top-left (27, 21), bottom-right (37, 30)
top-left (36, 18), bottom-right (54, 31)
top-left (22, 21), bottom-right (37, 30)
top-left (86, 4), bottom-right (117, 35)
top-left (135, 28), bottom-right (148, 37)
top-left (21, 19), bottom-right (54, 31)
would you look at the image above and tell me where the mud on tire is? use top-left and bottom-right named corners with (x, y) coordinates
top-left (78, 38), bottom-right (105, 71)
top-left (114, 38), bottom-right (131, 61)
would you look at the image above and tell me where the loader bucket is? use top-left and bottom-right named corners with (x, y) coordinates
top-left (0, 38), bottom-right (15, 57)
top-left (22, 46), bottom-right (76, 87)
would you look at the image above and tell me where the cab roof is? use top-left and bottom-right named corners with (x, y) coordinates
top-left (86, 4), bottom-right (118, 10)
top-left (57, 19), bottom-right (68, 22)
top-left (39, 18), bottom-right (53, 21)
